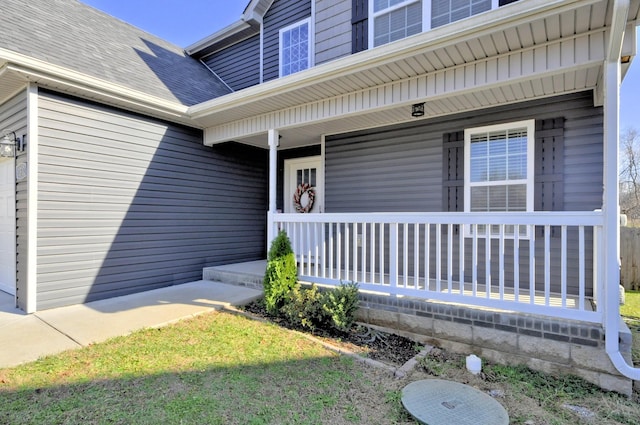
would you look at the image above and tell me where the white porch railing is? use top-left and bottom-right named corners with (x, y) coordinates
top-left (270, 211), bottom-right (605, 324)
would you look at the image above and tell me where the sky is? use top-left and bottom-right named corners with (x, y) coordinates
top-left (81, 0), bottom-right (639, 131)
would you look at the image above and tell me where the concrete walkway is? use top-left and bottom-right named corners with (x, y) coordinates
top-left (0, 280), bottom-right (262, 369)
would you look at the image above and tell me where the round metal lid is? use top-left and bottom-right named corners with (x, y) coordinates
top-left (401, 379), bottom-right (509, 425)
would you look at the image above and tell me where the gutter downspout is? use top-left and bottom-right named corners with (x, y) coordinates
top-left (603, 0), bottom-right (640, 380)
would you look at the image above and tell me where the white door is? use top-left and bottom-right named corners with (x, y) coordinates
top-left (284, 156), bottom-right (324, 267)
top-left (284, 156), bottom-right (323, 214)
top-left (0, 159), bottom-right (15, 295)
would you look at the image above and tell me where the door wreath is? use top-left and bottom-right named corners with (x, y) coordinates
top-left (293, 183), bottom-right (315, 213)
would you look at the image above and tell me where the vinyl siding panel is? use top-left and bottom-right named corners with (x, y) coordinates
top-left (203, 35), bottom-right (261, 91)
top-left (315, 0), bottom-right (352, 65)
top-left (262, 0), bottom-right (312, 82)
top-left (0, 90), bottom-right (27, 309)
top-left (325, 91), bottom-right (602, 296)
top-left (36, 91), bottom-right (268, 310)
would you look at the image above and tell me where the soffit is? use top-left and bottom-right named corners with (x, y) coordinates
top-left (237, 64), bottom-right (603, 149)
top-left (190, 0), bottom-right (636, 139)
top-left (0, 63), bottom-right (25, 105)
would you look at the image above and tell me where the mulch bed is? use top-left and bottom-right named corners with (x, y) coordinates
top-left (242, 301), bottom-right (420, 367)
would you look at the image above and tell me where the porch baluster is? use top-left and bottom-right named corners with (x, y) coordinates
top-left (499, 224), bottom-right (505, 301)
top-left (447, 223), bottom-right (453, 293)
top-left (545, 225), bottom-right (551, 307)
top-left (390, 223), bottom-right (398, 290)
top-left (529, 225), bottom-right (535, 305)
top-left (561, 225), bottom-right (568, 308)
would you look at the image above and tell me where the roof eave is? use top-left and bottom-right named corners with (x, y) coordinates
top-left (184, 18), bottom-right (261, 58)
top-left (188, 0), bottom-right (599, 123)
top-left (0, 49), bottom-right (193, 126)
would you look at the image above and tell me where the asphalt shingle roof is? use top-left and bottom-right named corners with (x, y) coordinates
top-left (1, 0), bottom-right (232, 106)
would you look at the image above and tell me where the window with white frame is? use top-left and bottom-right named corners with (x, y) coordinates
top-left (372, 0), bottom-right (422, 47)
top-left (464, 120), bottom-right (535, 237)
top-left (431, 0), bottom-right (492, 29)
top-left (279, 18), bottom-right (312, 77)
top-left (370, 0), bottom-right (499, 47)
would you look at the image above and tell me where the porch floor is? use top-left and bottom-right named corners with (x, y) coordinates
top-left (204, 260), bottom-right (595, 312)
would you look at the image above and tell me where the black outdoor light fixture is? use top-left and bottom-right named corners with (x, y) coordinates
top-left (411, 102), bottom-right (425, 117)
top-left (0, 130), bottom-right (24, 158)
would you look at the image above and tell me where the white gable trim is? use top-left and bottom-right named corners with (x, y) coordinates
top-left (0, 49), bottom-right (191, 127)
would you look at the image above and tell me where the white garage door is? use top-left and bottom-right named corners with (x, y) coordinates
top-left (0, 159), bottom-right (15, 295)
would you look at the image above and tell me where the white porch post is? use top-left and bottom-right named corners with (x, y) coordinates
top-left (267, 129), bottom-right (279, 249)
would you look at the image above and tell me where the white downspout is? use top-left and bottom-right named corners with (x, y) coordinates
top-left (603, 0), bottom-right (640, 380)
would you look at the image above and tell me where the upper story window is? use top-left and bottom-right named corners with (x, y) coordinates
top-left (370, 0), bottom-right (500, 48)
top-left (431, 0), bottom-right (492, 28)
top-left (464, 120), bottom-right (534, 237)
top-left (280, 18), bottom-right (312, 77)
top-left (372, 0), bottom-right (422, 47)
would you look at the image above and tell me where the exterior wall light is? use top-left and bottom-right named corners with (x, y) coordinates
top-left (411, 103), bottom-right (425, 117)
top-left (0, 130), bottom-right (24, 158)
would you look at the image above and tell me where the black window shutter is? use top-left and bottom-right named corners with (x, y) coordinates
top-left (442, 131), bottom-right (465, 212)
top-left (535, 117), bottom-right (565, 237)
top-left (534, 117), bottom-right (565, 212)
top-left (352, 0), bottom-right (368, 53)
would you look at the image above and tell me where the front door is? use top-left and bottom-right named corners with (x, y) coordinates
top-left (284, 156), bottom-right (323, 214)
top-left (0, 159), bottom-right (15, 295)
top-left (284, 156), bottom-right (323, 268)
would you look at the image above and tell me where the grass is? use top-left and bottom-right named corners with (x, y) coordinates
top-left (621, 290), bottom-right (640, 320)
top-left (621, 290), bottom-right (640, 366)
top-left (0, 312), bottom-right (409, 425)
top-left (2, 307), bottom-right (640, 424)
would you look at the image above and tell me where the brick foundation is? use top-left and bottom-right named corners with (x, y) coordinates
top-left (356, 291), bottom-right (633, 395)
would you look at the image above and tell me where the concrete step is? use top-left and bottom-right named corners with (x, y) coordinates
top-left (203, 260), bottom-right (266, 290)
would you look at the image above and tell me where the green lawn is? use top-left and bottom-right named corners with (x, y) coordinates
top-left (621, 290), bottom-right (640, 320)
top-left (0, 312), bottom-right (408, 425)
top-left (2, 307), bottom-right (640, 425)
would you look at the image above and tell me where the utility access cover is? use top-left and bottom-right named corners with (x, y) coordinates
top-left (401, 379), bottom-right (509, 425)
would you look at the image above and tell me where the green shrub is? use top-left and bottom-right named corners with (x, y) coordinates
top-left (279, 282), bottom-right (360, 333)
top-left (263, 231), bottom-right (298, 315)
top-left (281, 284), bottom-right (325, 330)
top-left (322, 282), bottom-right (359, 332)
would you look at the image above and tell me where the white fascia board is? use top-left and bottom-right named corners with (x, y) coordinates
top-left (188, 0), bottom-right (599, 121)
top-left (185, 19), bottom-right (259, 56)
top-left (0, 48), bottom-right (189, 120)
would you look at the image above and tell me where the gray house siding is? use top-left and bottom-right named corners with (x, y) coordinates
top-left (315, 0), bottom-right (352, 65)
top-left (202, 35), bottom-right (261, 91)
top-left (35, 91), bottom-right (268, 310)
top-left (0, 90), bottom-right (27, 310)
top-left (262, 0), bottom-right (312, 82)
top-left (324, 91), bottom-right (602, 296)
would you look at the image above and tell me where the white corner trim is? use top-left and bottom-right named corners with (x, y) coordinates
top-left (25, 83), bottom-right (37, 313)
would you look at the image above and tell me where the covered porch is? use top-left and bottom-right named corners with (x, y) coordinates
top-left (189, 0), bottom-right (640, 384)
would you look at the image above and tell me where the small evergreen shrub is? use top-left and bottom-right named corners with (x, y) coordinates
top-left (281, 284), bottom-right (325, 330)
top-left (263, 231), bottom-right (298, 315)
top-left (322, 281), bottom-right (360, 332)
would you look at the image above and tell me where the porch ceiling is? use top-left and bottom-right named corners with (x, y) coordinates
top-left (191, 0), bottom-right (640, 150)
